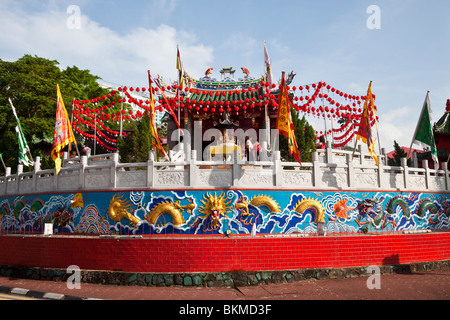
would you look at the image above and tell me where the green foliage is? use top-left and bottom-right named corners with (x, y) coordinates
top-left (118, 114), bottom-right (152, 163)
top-left (387, 140), bottom-right (411, 166)
top-left (0, 54), bottom-right (111, 174)
top-left (117, 114), bottom-right (169, 163)
top-left (117, 135), bottom-right (133, 163)
top-left (279, 106), bottom-right (317, 162)
top-left (132, 114), bottom-right (152, 162)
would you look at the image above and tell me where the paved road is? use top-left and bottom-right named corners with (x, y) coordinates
top-left (0, 270), bottom-right (449, 301)
top-left (0, 293), bottom-right (39, 300)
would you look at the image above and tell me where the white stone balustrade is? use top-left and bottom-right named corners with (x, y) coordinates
top-left (0, 145), bottom-right (449, 196)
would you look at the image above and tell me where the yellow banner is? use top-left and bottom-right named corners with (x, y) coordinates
top-left (52, 84), bottom-right (76, 174)
top-left (276, 73), bottom-right (302, 165)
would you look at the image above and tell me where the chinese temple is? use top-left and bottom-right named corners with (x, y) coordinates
top-left (158, 67), bottom-right (295, 160)
top-left (0, 48), bottom-right (449, 288)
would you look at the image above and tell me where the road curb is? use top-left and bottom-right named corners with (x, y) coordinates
top-left (0, 285), bottom-right (98, 300)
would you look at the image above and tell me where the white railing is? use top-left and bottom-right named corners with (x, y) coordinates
top-left (0, 146), bottom-right (449, 196)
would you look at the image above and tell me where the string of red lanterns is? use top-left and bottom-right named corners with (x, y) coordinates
top-left (71, 80), bottom-right (378, 151)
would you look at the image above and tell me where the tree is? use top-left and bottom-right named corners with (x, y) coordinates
top-left (118, 114), bottom-right (169, 163)
top-left (388, 140), bottom-right (411, 166)
top-left (279, 106), bottom-right (317, 162)
top-left (132, 114), bottom-right (152, 162)
top-left (0, 55), bottom-right (114, 174)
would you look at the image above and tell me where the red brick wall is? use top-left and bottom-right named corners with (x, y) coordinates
top-left (0, 233), bottom-right (449, 273)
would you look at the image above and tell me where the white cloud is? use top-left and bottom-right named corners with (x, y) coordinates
top-left (0, 2), bottom-right (213, 88)
top-left (378, 121), bottom-right (412, 152)
top-left (381, 106), bottom-right (409, 123)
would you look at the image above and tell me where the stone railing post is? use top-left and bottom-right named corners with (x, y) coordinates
top-left (381, 148), bottom-right (387, 166)
top-left (358, 145), bottom-right (363, 165)
top-left (443, 162), bottom-right (450, 191)
top-left (325, 141), bottom-right (333, 163)
top-left (63, 152), bottom-right (68, 168)
top-left (34, 157), bottom-right (41, 172)
top-left (5, 167), bottom-right (11, 195)
top-left (273, 150), bottom-right (282, 187)
top-left (232, 150), bottom-right (241, 187)
top-left (147, 151), bottom-right (155, 187)
top-left (312, 152), bottom-right (322, 188)
top-left (80, 155), bottom-right (88, 190)
top-left (110, 153), bottom-right (119, 189)
top-left (189, 150), bottom-right (198, 187)
top-left (377, 157), bottom-right (385, 189)
top-left (401, 158), bottom-right (409, 190)
top-left (346, 154), bottom-right (354, 188)
top-left (17, 164), bottom-right (23, 194)
top-left (422, 160), bottom-right (430, 190)
top-left (33, 156), bottom-right (41, 193)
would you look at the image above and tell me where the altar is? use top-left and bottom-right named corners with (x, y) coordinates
top-left (209, 143), bottom-right (241, 161)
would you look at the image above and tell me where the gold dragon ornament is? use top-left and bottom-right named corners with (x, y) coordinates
top-left (198, 192), bottom-right (233, 228)
top-left (235, 195), bottom-right (281, 217)
top-left (293, 198), bottom-right (325, 223)
top-left (145, 200), bottom-right (195, 227)
top-left (107, 195), bottom-right (141, 227)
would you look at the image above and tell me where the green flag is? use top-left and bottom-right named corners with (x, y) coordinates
top-left (9, 98), bottom-right (34, 167)
top-left (410, 92), bottom-right (438, 168)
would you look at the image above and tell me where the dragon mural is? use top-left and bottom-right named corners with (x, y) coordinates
top-left (0, 190), bottom-right (449, 236)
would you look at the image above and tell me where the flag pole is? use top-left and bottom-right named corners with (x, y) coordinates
top-left (264, 41), bottom-right (270, 150)
top-left (371, 88), bottom-right (382, 159)
top-left (177, 45), bottom-right (181, 145)
top-left (70, 99), bottom-right (81, 158)
top-left (0, 154), bottom-right (6, 172)
top-left (120, 88), bottom-right (124, 138)
top-left (94, 112), bottom-right (97, 156)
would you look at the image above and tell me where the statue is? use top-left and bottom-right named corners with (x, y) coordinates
top-left (205, 68), bottom-right (213, 78)
top-left (241, 67), bottom-right (250, 78)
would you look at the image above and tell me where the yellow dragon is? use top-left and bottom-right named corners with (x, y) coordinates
top-left (198, 192), bottom-right (233, 228)
top-left (145, 200), bottom-right (195, 227)
top-left (107, 195), bottom-right (141, 227)
top-left (293, 198), bottom-right (325, 223)
top-left (235, 195), bottom-right (281, 217)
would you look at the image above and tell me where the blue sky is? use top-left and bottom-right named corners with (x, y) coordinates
top-left (1, 0), bottom-right (449, 151)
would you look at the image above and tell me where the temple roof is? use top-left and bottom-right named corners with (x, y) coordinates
top-left (187, 86), bottom-right (271, 105)
top-left (192, 76), bottom-right (265, 90)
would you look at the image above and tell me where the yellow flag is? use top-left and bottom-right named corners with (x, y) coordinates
top-left (52, 84), bottom-right (76, 174)
top-left (356, 82), bottom-right (378, 165)
top-left (276, 72), bottom-right (302, 165)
